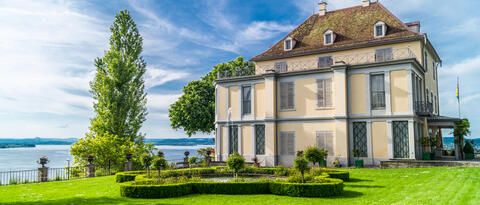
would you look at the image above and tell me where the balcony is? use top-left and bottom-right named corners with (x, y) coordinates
top-left (218, 47), bottom-right (417, 80)
top-left (254, 47), bottom-right (417, 75)
top-left (414, 101), bottom-right (433, 116)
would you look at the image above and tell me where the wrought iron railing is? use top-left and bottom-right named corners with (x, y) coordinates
top-left (0, 166), bottom-right (114, 186)
top-left (254, 47), bottom-right (417, 75)
top-left (414, 101), bottom-right (433, 115)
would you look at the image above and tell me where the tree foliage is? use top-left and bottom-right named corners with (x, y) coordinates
top-left (71, 10), bottom-right (151, 168)
top-left (169, 57), bottom-right (254, 136)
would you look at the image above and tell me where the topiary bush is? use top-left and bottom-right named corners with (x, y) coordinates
top-left (192, 182), bottom-right (271, 195)
top-left (309, 168), bottom-right (350, 181)
top-left (226, 153), bottom-right (245, 178)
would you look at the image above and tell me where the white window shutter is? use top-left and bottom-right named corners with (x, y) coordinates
top-left (317, 80), bottom-right (325, 107)
top-left (287, 82), bottom-right (294, 109)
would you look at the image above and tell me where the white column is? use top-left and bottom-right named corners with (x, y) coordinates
top-left (408, 120), bottom-right (415, 159)
top-left (385, 71), bottom-right (392, 115)
top-left (238, 125), bottom-right (243, 154)
top-left (407, 70), bottom-right (414, 115)
top-left (366, 121), bottom-right (373, 165)
top-left (387, 120), bottom-right (393, 159)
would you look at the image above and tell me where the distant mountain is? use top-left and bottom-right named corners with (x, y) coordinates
top-left (0, 137), bottom-right (215, 146)
top-left (443, 137), bottom-right (480, 145)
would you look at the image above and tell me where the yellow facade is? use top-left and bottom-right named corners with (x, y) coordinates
top-left (277, 78), bottom-right (335, 118)
top-left (217, 85), bottom-right (228, 121)
top-left (390, 70), bottom-right (409, 113)
top-left (371, 121), bottom-right (388, 158)
top-left (349, 74), bottom-right (368, 114)
top-left (277, 122), bottom-right (336, 154)
top-left (242, 125), bottom-right (253, 155)
top-left (254, 83), bottom-right (265, 119)
top-left (229, 86), bottom-right (240, 120)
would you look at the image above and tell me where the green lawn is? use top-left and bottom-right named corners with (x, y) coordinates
top-left (0, 167), bottom-right (479, 205)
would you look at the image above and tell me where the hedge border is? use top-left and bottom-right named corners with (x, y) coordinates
top-left (116, 171), bottom-right (146, 183)
top-left (120, 179), bottom-right (343, 198)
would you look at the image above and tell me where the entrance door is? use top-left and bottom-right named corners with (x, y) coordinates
top-left (393, 121), bottom-right (409, 158)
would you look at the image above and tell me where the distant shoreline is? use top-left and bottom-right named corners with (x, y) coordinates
top-left (0, 137), bottom-right (215, 147)
top-left (0, 144), bottom-right (36, 149)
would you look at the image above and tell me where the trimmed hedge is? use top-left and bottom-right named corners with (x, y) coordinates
top-left (326, 171), bottom-right (349, 182)
top-left (120, 183), bottom-right (192, 198)
top-left (158, 167), bottom-right (216, 178)
top-left (120, 179), bottom-right (343, 198)
top-left (192, 182), bottom-right (271, 195)
top-left (269, 179), bottom-right (344, 197)
top-left (116, 171), bottom-right (146, 183)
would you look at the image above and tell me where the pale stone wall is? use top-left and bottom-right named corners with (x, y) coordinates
top-left (390, 70), bottom-right (409, 113)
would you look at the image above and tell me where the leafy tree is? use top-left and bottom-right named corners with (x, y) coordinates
top-left (454, 119), bottom-right (471, 159)
top-left (188, 156), bottom-right (198, 168)
top-left (294, 156), bottom-right (309, 183)
top-left (169, 57), bottom-right (254, 136)
top-left (71, 10), bottom-right (151, 168)
top-left (304, 146), bottom-right (327, 167)
top-left (226, 152), bottom-right (245, 178)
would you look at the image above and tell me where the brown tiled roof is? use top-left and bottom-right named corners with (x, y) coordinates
top-left (251, 3), bottom-right (424, 62)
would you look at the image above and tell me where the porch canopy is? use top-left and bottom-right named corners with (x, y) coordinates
top-left (427, 115), bottom-right (461, 128)
top-left (426, 115), bottom-right (461, 160)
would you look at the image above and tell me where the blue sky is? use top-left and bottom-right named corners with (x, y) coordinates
top-left (0, 0), bottom-right (478, 138)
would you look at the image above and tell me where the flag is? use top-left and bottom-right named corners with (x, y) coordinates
top-left (456, 77), bottom-right (460, 101)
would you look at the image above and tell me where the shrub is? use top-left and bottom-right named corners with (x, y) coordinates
top-left (464, 140), bottom-right (475, 154)
top-left (159, 167), bottom-right (216, 178)
top-left (188, 156), bottom-right (198, 167)
top-left (304, 146), bottom-right (327, 166)
top-left (294, 156), bottom-right (309, 183)
top-left (226, 153), bottom-right (245, 178)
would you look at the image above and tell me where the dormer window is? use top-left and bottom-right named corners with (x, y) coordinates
top-left (323, 30), bottom-right (335, 45)
top-left (284, 37), bottom-right (295, 51)
top-left (374, 21), bottom-right (387, 38)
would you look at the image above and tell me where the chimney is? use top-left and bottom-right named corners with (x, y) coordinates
top-left (318, 1), bottom-right (327, 16)
top-left (362, 0), bottom-right (371, 7)
top-left (406, 21), bottom-right (421, 33)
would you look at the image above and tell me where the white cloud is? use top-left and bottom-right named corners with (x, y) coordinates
top-left (145, 66), bottom-right (189, 89)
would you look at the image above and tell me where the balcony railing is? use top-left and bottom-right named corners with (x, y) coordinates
top-left (414, 101), bottom-right (433, 116)
top-left (254, 47), bottom-right (417, 75)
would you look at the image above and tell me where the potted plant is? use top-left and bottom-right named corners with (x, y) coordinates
top-left (421, 137), bottom-right (431, 160)
top-left (353, 149), bottom-right (364, 168)
top-left (304, 146), bottom-right (327, 167)
top-left (463, 140), bottom-right (475, 160)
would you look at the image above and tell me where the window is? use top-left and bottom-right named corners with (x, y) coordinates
top-left (370, 74), bottom-right (385, 109)
top-left (284, 37), bottom-right (295, 51)
top-left (242, 86), bottom-right (251, 115)
top-left (274, 61), bottom-right (288, 73)
top-left (228, 125), bottom-right (238, 154)
top-left (280, 132), bottom-right (295, 155)
top-left (280, 82), bottom-right (295, 110)
top-left (316, 131), bottom-right (334, 156)
top-left (433, 61), bottom-right (436, 80)
top-left (424, 51), bottom-right (428, 70)
top-left (255, 125), bottom-right (265, 155)
top-left (352, 122), bottom-right (367, 157)
top-left (317, 78), bottom-right (332, 107)
top-left (375, 48), bottom-right (393, 62)
top-left (374, 21), bottom-right (386, 37)
top-left (318, 56), bottom-right (333, 68)
top-left (323, 30), bottom-right (335, 45)
top-left (434, 96), bottom-right (437, 113)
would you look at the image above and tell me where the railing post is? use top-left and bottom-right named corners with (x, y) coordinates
top-left (86, 155), bottom-right (95, 177)
top-left (38, 167), bottom-right (48, 182)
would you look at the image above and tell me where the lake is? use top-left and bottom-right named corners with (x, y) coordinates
top-left (0, 145), bottom-right (212, 171)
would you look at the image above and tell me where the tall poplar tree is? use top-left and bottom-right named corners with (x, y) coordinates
top-left (71, 10), bottom-right (150, 168)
